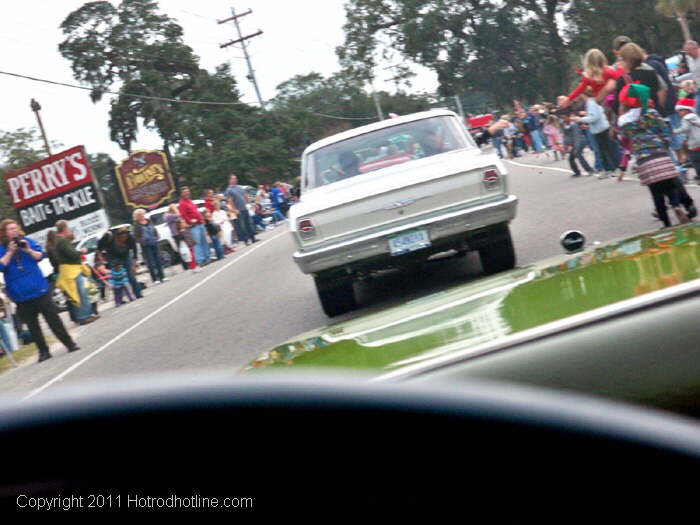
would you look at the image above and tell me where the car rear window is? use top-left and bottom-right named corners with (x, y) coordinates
top-left (304, 115), bottom-right (474, 190)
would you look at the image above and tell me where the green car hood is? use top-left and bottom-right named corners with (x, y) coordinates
top-left (246, 224), bottom-right (700, 376)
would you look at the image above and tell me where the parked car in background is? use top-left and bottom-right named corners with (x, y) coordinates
top-left (74, 223), bottom-right (131, 268)
top-left (145, 199), bottom-right (209, 265)
top-left (291, 109), bottom-right (517, 316)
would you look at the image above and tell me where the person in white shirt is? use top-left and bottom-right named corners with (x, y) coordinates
top-left (683, 40), bottom-right (700, 113)
top-left (572, 87), bottom-right (617, 178)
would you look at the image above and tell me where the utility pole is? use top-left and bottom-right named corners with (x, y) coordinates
top-left (369, 81), bottom-right (385, 121)
top-left (30, 99), bottom-right (52, 156)
top-left (382, 64), bottom-right (402, 93)
top-left (454, 95), bottom-right (465, 120)
top-left (218, 7), bottom-right (265, 109)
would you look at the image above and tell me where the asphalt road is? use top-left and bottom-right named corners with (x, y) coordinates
top-left (1, 150), bottom-right (698, 400)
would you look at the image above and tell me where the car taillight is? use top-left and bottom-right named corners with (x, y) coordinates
top-left (298, 218), bottom-right (316, 240)
top-left (482, 169), bottom-right (500, 191)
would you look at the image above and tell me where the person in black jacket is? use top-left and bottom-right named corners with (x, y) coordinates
top-left (98, 227), bottom-right (142, 299)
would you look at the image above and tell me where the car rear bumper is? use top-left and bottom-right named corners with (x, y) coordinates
top-left (293, 195), bottom-right (518, 274)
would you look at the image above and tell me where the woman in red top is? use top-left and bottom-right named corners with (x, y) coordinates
top-left (561, 49), bottom-right (620, 107)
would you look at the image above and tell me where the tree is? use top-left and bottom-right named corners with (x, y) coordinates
top-left (58, 2), bottom-right (288, 192)
top-left (268, 69), bottom-right (435, 156)
top-left (656, 0), bottom-right (698, 42)
top-left (338, 1), bottom-right (574, 105)
top-left (59, 0), bottom-right (202, 153)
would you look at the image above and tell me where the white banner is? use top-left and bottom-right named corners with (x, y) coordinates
top-left (26, 209), bottom-right (110, 248)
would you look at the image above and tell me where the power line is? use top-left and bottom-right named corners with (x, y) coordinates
top-left (0, 69), bottom-right (377, 121)
top-left (175, 8), bottom-right (215, 21)
top-left (310, 112), bottom-right (376, 121)
top-left (0, 70), bottom-right (260, 106)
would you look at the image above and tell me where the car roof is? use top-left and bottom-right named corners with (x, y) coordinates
top-left (302, 109), bottom-right (459, 155)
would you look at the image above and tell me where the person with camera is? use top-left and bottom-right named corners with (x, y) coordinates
top-left (0, 219), bottom-right (78, 362)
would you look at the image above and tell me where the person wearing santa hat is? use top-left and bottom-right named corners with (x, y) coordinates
top-left (618, 84), bottom-right (689, 227)
top-left (674, 98), bottom-right (700, 184)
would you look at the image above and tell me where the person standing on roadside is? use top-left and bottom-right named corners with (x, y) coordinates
top-left (176, 218), bottom-right (199, 273)
top-left (573, 87), bottom-right (618, 178)
top-left (178, 186), bottom-right (210, 266)
top-left (224, 174), bottom-right (257, 245)
top-left (0, 219), bottom-right (79, 362)
top-left (275, 182), bottom-right (291, 217)
top-left (613, 42), bottom-right (665, 116)
top-left (543, 115), bottom-right (564, 161)
top-left (561, 49), bottom-right (620, 109)
top-left (523, 107), bottom-right (545, 155)
top-left (212, 200), bottom-right (235, 253)
top-left (203, 210), bottom-right (225, 261)
top-left (133, 209), bottom-right (166, 285)
top-left (165, 204), bottom-right (188, 271)
top-left (46, 221), bottom-right (98, 326)
top-left (682, 41), bottom-right (700, 114)
top-left (268, 183), bottom-right (284, 218)
top-left (675, 98), bottom-right (700, 185)
top-left (618, 84), bottom-right (688, 227)
top-left (98, 226), bottom-right (143, 299)
top-left (562, 114), bottom-right (594, 178)
top-left (203, 188), bottom-right (216, 213)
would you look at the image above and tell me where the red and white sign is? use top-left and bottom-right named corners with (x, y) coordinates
top-left (3, 146), bottom-right (109, 243)
top-left (5, 145), bottom-right (92, 208)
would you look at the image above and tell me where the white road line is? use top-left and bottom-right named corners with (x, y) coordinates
top-left (505, 158), bottom-right (700, 188)
top-left (505, 158), bottom-right (574, 174)
top-left (22, 228), bottom-right (289, 401)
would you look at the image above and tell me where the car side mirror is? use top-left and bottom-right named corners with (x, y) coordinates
top-left (560, 230), bottom-right (586, 254)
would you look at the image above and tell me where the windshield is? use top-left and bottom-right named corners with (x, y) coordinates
top-left (304, 116), bottom-right (472, 189)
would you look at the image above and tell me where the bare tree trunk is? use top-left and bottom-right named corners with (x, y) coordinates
top-left (675, 9), bottom-right (693, 42)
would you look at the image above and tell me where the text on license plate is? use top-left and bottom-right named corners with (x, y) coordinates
top-left (389, 229), bottom-right (431, 256)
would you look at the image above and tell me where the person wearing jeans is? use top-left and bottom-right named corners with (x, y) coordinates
top-left (576, 89), bottom-right (616, 177)
top-left (225, 174), bottom-right (257, 245)
top-left (178, 186), bottom-right (210, 266)
top-left (491, 130), bottom-right (504, 158)
top-left (133, 209), bottom-right (165, 284)
top-left (563, 117), bottom-right (593, 177)
top-left (524, 109), bottom-right (544, 153)
top-left (204, 211), bottom-right (225, 261)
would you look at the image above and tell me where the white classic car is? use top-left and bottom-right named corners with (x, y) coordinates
top-left (291, 109), bottom-right (518, 316)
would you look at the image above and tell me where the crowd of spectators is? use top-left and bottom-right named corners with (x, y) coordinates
top-left (481, 35), bottom-right (700, 228)
top-left (0, 173), bottom-right (296, 363)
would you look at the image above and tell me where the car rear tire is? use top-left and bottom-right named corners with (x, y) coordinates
top-left (478, 226), bottom-right (516, 274)
top-left (314, 274), bottom-right (357, 317)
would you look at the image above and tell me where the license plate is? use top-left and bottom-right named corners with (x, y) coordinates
top-left (389, 229), bottom-right (431, 256)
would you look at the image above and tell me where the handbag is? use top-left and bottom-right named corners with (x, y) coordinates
top-left (178, 241), bottom-right (192, 263)
top-left (84, 279), bottom-right (99, 299)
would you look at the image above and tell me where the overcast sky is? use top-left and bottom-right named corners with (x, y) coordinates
top-left (1, 1), bottom-right (437, 165)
